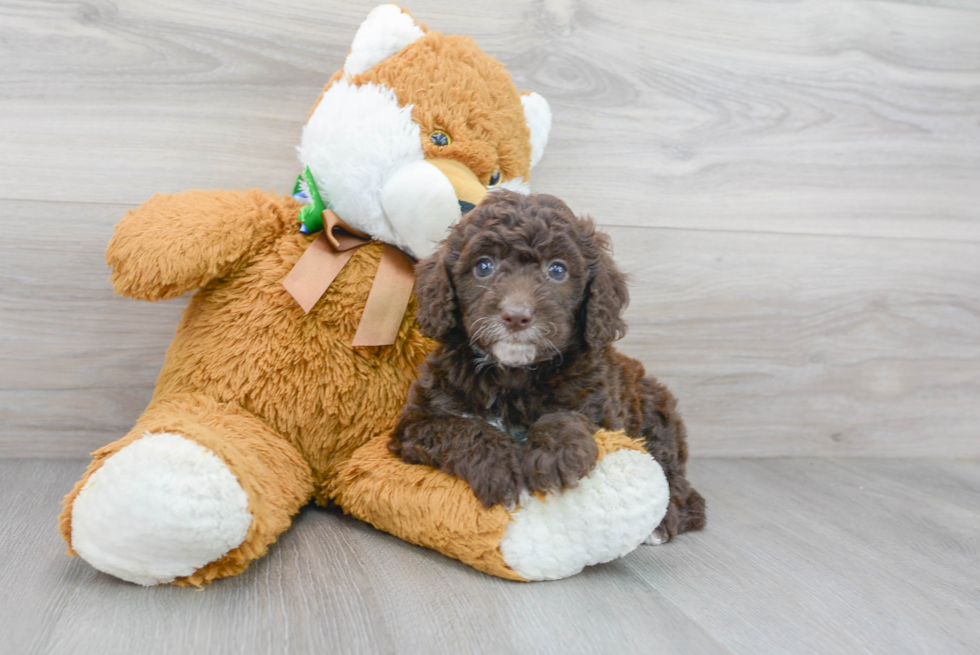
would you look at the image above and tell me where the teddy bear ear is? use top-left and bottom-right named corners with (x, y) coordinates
top-left (344, 4), bottom-right (426, 79)
top-left (521, 92), bottom-right (552, 169)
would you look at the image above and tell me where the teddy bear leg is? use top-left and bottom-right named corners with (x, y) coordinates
top-left (59, 394), bottom-right (314, 586)
top-left (330, 429), bottom-right (669, 581)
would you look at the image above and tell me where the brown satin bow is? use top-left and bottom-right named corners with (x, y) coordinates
top-left (283, 210), bottom-right (416, 347)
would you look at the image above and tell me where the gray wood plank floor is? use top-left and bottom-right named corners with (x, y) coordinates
top-left (3, 457), bottom-right (978, 655)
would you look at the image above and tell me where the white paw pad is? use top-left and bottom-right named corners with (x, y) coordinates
top-left (71, 432), bottom-right (252, 586)
top-left (499, 449), bottom-right (670, 581)
top-left (643, 527), bottom-right (667, 546)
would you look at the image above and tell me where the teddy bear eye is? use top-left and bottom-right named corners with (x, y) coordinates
top-left (487, 170), bottom-right (501, 187)
top-left (547, 261), bottom-right (567, 281)
top-left (474, 257), bottom-right (495, 278)
top-left (429, 131), bottom-right (451, 147)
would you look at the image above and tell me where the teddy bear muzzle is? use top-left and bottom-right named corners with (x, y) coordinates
top-left (381, 157), bottom-right (488, 260)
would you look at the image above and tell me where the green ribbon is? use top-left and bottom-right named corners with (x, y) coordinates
top-left (292, 167), bottom-right (332, 234)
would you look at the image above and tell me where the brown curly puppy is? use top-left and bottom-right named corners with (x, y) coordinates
top-left (390, 190), bottom-right (705, 543)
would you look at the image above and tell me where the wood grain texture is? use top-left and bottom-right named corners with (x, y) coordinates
top-left (3, 458), bottom-right (978, 654)
top-left (3, 200), bottom-right (977, 457)
top-left (1, 0), bottom-right (979, 457)
top-left (2, 0), bottom-right (977, 239)
top-left (617, 226), bottom-right (980, 457)
top-left (622, 457), bottom-right (980, 654)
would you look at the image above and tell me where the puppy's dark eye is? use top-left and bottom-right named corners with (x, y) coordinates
top-left (487, 170), bottom-right (501, 187)
top-left (430, 131), bottom-right (451, 147)
top-left (547, 262), bottom-right (567, 281)
top-left (474, 257), bottom-right (495, 278)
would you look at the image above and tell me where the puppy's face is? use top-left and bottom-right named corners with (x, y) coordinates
top-left (414, 191), bottom-right (629, 367)
top-left (454, 209), bottom-right (588, 366)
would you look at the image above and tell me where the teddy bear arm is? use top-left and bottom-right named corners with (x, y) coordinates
top-left (331, 429), bottom-right (671, 582)
top-left (107, 189), bottom-right (287, 301)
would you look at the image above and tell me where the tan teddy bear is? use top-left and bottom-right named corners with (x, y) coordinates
top-left (59, 4), bottom-right (670, 586)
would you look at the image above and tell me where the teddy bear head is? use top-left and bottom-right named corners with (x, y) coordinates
top-left (297, 4), bottom-right (551, 260)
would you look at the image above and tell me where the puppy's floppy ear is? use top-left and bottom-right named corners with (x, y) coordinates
top-left (413, 246), bottom-right (457, 341)
top-left (584, 229), bottom-right (629, 349)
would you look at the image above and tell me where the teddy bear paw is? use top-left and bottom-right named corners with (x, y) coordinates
top-left (498, 449), bottom-right (669, 580)
top-left (70, 432), bottom-right (252, 586)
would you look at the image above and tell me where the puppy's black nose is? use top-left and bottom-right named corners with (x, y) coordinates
top-left (501, 303), bottom-right (534, 331)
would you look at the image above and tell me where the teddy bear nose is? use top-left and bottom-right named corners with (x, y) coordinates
top-left (500, 303), bottom-right (534, 331)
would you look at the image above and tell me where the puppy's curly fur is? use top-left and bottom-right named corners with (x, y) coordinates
top-left (391, 191), bottom-right (705, 543)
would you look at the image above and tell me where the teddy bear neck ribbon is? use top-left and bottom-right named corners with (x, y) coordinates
top-left (283, 204), bottom-right (416, 348)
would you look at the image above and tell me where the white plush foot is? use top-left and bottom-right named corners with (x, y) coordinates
top-left (499, 449), bottom-right (670, 581)
top-left (71, 432), bottom-right (253, 586)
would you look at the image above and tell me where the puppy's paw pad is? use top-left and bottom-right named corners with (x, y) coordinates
top-left (643, 527), bottom-right (667, 546)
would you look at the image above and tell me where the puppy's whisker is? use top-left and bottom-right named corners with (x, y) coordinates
top-left (470, 322), bottom-right (497, 345)
top-left (543, 337), bottom-right (563, 366)
top-left (470, 321), bottom-right (505, 356)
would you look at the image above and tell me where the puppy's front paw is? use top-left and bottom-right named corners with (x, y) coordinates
top-left (523, 412), bottom-right (599, 494)
top-left (466, 460), bottom-right (524, 509)
top-left (447, 442), bottom-right (525, 509)
top-left (645, 503), bottom-right (679, 545)
top-left (643, 526), bottom-right (669, 546)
